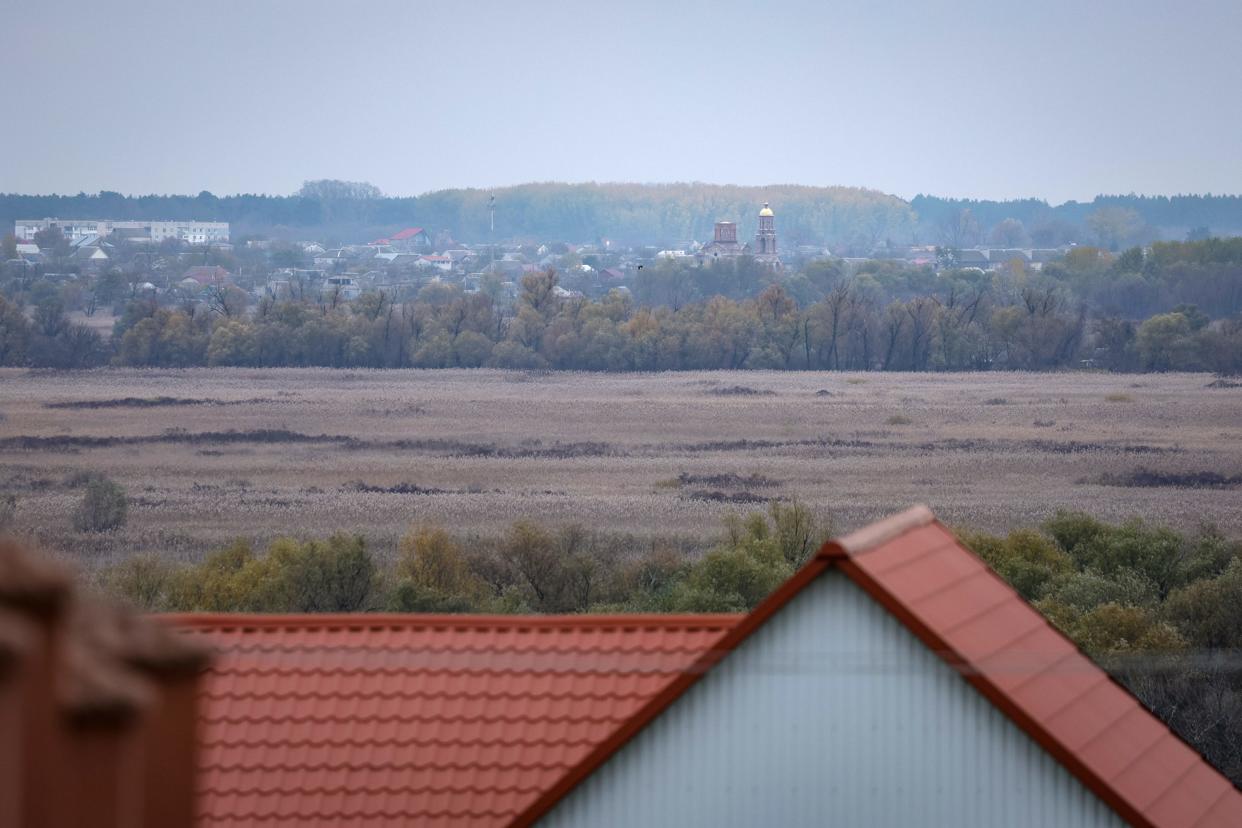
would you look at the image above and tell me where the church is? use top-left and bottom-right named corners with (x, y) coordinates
top-left (698, 202), bottom-right (781, 267)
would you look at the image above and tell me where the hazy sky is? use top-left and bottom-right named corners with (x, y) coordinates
top-left (6, 0), bottom-right (1241, 202)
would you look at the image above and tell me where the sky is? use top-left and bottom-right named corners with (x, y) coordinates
top-left (5, 0), bottom-right (1241, 203)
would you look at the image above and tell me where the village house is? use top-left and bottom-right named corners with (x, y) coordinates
top-left (370, 227), bottom-right (432, 253)
top-left (174, 507), bottom-right (1242, 827)
top-left (321, 274), bottom-right (361, 301)
top-left (181, 265), bottom-right (231, 287)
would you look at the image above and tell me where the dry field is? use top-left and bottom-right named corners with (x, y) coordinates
top-left (1, 367), bottom-right (1240, 567)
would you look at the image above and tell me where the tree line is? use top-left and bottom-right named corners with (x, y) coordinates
top-left (2, 238), bottom-right (1240, 373)
top-left (6, 182), bottom-right (1242, 248)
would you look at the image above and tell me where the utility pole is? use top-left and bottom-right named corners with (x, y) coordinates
top-left (488, 193), bottom-right (495, 271)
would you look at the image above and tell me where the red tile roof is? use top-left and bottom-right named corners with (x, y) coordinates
top-left (173, 613), bottom-right (737, 827)
top-left (173, 507), bottom-right (1242, 828)
top-left (389, 227), bottom-right (426, 241)
top-left (182, 265), bottom-right (231, 285)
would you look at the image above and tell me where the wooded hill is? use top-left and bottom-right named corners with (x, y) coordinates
top-left (3, 183), bottom-right (1242, 248)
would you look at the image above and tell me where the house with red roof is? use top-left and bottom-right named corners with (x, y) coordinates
top-left (175, 507), bottom-right (1242, 827)
top-left (182, 265), bottom-right (231, 287)
top-left (370, 227), bottom-right (431, 253)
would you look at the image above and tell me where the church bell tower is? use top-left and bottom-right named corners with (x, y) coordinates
top-left (754, 202), bottom-right (779, 266)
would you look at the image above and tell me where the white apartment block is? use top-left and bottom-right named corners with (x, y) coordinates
top-left (14, 218), bottom-right (230, 245)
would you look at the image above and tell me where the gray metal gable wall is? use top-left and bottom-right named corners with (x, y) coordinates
top-left (540, 572), bottom-right (1126, 828)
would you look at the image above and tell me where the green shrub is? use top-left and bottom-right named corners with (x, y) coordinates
top-left (105, 554), bottom-right (175, 611)
top-left (1179, 527), bottom-right (1240, 585)
top-left (386, 580), bottom-right (484, 613)
top-left (160, 535), bottom-right (376, 612)
top-left (769, 499), bottom-right (827, 567)
top-left (671, 543), bottom-right (791, 613)
top-left (1045, 511), bottom-right (1190, 597)
top-left (1072, 603), bottom-right (1186, 657)
top-left (1044, 511), bottom-right (1109, 557)
top-left (1164, 559), bottom-right (1242, 648)
top-left (390, 526), bottom-right (489, 612)
top-left (667, 512), bottom-right (794, 612)
top-left (261, 534), bottom-right (375, 612)
top-left (73, 477), bottom-right (128, 532)
top-left (1051, 567), bottom-right (1159, 612)
top-left (165, 540), bottom-right (257, 611)
top-left (960, 528), bottom-right (1072, 601)
top-left (490, 522), bottom-right (611, 613)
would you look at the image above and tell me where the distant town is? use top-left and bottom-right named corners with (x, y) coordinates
top-left (6, 206), bottom-right (1092, 308)
top-left (1, 185), bottom-right (1239, 374)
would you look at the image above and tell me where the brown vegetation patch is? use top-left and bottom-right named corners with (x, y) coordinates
top-left (677, 472), bottom-right (781, 488)
top-left (0, 469), bottom-right (55, 491)
top-left (707, 385), bottom-right (776, 397)
top-left (916, 438), bottom-right (1180, 456)
top-left (344, 437), bottom-right (615, 459)
top-left (0, 428), bottom-right (350, 452)
top-left (1094, 469), bottom-right (1242, 489)
top-left (44, 396), bottom-right (281, 410)
top-left (344, 481), bottom-right (454, 495)
top-left (672, 437), bottom-right (878, 454)
top-left (683, 489), bottom-right (771, 504)
top-left (0, 429), bottom-right (615, 460)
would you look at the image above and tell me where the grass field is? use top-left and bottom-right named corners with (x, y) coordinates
top-left (1, 367), bottom-right (1239, 567)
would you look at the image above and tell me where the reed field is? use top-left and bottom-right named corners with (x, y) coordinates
top-left (0, 367), bottom-right (1239, 567)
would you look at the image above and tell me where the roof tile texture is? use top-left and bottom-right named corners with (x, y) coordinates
top-left (178, 615), bottom-right (736, 827)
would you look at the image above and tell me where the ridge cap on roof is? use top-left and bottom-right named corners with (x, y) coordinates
top-left (833, 504), bottom-right (935, 555)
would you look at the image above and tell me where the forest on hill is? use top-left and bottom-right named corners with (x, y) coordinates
top-left (4, 183), bottom-right (1242, 248)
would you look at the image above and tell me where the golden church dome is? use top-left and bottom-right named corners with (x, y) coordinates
top-left (759, 202), bottom-right (774, 217)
